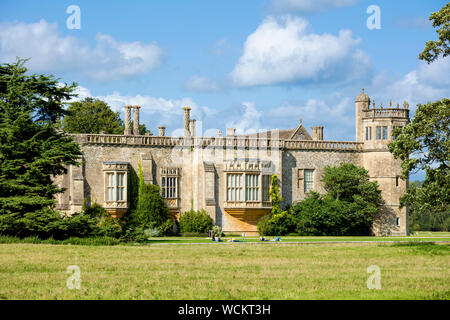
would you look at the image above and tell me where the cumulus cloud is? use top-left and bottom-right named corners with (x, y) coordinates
top-left (369, 57), bottom-right (450, 112)
top-left (71, 86), bottom-right (216, 135)
top-left (226, 101), bottom-right (263, 135)
top-left (0, 19), bottom-right (164, 81)
top-left (229, 15), bottom-right (371, 87)
top-left (271, 0), bottom-right (358, 13)
top-left (266, 95), bottom-right (354, 140)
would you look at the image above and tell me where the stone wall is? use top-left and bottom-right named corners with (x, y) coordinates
top-left (55, 126), bottom-right (407, 236)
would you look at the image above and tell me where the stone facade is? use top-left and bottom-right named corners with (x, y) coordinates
top-left (54, 90), bottom-right (410, 236)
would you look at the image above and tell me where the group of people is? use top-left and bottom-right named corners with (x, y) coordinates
top-left (259, 236), bottom-right (281, 242)
top-left (210, 234), bottom-right (281, 242)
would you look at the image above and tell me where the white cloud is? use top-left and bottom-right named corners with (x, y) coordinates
top-left (369, 57), bottom-right (450, 112)
top-left (0, 20), bottom-right (163, 81)
top-left (266, 95), bottom-right (354, 140)
top-left (226, 101), bottom-right (262, 135)
top-left (184, 75), bottom-right (221, 92)
top-left (271, 0), bottom-right (358, 13)
top-left (71, 86), bottom-right (216, 135)
top-left (230, 15), bottom-right (371, 87)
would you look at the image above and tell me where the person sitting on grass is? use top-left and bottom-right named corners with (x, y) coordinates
top-left (259, 236), bottom-right (266, 241)
top-left (270, 236), bottom-right (281, 242)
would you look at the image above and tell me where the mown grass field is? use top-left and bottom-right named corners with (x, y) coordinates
top-left (0, 239), bottom-right (448, 300)
top-left (144, 232), bottom-right (450, 244)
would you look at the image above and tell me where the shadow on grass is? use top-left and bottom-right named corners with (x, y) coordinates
top-left (390, 242), bottom-right (450, 256)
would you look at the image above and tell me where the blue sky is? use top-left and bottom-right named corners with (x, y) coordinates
top-left (0, 0), bottom-right (448, 180)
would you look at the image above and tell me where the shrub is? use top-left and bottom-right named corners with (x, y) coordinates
top-left (212, 225), bottom-right (223, 237)
top-left (0, 235), bottom-right (121, 246)
top-left (82, 201), bottom-right (108, 218)
top-left (127, 183), bottom-right (170, 234)
top-left (269, 175), bottom-right (283, 215)
top-left (144, 226), bottom-right (161, 238)
top-left (257, 210), bottom-right (296, 236)
top-left (80, 201), bottom-right (123, 238)
top-left (96, 217), bottom-right (123, 238)
top-left (292, 193), bottom-right (376, 236)
top-left (159, 218), bottom-right (176, 236)
top-left (179, 209), bottom-right (213, 234)
top-left (257, 214), bottom-right (274, 236)
top-left (59, 212), bottom-right (98, 239)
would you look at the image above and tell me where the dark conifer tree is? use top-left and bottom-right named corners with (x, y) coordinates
top-left (0, 59), bottom-right (82, 237)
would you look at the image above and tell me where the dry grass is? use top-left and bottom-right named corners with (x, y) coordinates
top-left (0, 242), bottom-right (448, 299)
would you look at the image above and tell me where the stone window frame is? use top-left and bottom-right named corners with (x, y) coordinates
top-left (227, 173), bottom-right (243, 202)
top-left (160, 168), bottom-right (180, 199)
top-left (365, 126), bottom-right (372, 140)
top-left (376, 126), bottom-right (388, 140)
top-left (303, 169), bottom-right (314, 193)
top-left (245, 173), bottom-right (259, 202)
top-left (103, 162), bottom-right (129, 206)
top-left (226, 171), bottom-right (272, 203)
top-left (298, 168), bottom-right (315, 194)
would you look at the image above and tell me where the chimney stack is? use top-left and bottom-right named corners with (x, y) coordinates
top-left (124, 105), bottom-right (132, 135)
top-left (133, 105), bottom-right (140, 135)
top-left (158, 126), bottom-right (166, 137)
top-left (226, 128), bottom-right (236, 136)
top-left (189, 119), bottom-right (196, 137)
top-left (183, 107), bottom-right (191, 136)
top-left (311, 126), bottom-right (324, 141)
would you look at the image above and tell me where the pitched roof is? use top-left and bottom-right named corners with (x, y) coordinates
top-left (235, 124), bottom-right (312, 140)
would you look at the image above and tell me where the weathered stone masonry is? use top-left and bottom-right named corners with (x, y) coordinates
top-left (54, 90), bottom-right (410, 236)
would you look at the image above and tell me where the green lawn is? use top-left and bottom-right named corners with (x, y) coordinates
top-left (0, 241), bottom-right (448, 299)
top-left (143, 232), bottom-right (450, 244)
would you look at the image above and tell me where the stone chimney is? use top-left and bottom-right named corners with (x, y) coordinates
top-left (183, 107), bottom-right (191, 136)
top-left (226, 128), bottom-right (236, 136)
top-left (158, 126), bottom-right (166, 137)
top-left (189, 119), bottom-right (196, 137)
top-left (311, 126), bottom-right (324, 141)
top-left (124, 105), bottom-right (132, 135)
top-left (133, 105), bottom-right (140, 135)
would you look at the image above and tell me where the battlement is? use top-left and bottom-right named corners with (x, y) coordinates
top-left (362, 108), bottom-right (409, 119)
top-left (362, 100), bottom-right (410, 119)
top-left (70, 133), bottom-right (363, 152)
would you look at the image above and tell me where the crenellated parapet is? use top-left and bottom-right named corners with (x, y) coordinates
top-left (362, 100), bottom-right (409, 120)
top-left (70, 133), bottom-right (363, 152)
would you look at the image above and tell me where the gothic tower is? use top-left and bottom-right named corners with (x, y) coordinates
top-left (356, 90), bottom-right (410, 235)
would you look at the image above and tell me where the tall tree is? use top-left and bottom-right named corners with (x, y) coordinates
top-left (62, 98), bottom-right (124, 134)
top-left (389, 99), bottom-right (450, 213)
top-left (269, 174), bottom-right (282, 215)
top-left (0, 59), bottom-right (82, 237)
top-left (390, 3), bottom-right (450, 215)
top-left (321, 163), bottom-right (382, 206)
top-left (419, 3), bottom-right (450, 63)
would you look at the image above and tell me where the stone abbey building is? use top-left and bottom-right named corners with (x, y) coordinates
top-left (55, 90), bottom-right (410, 236)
